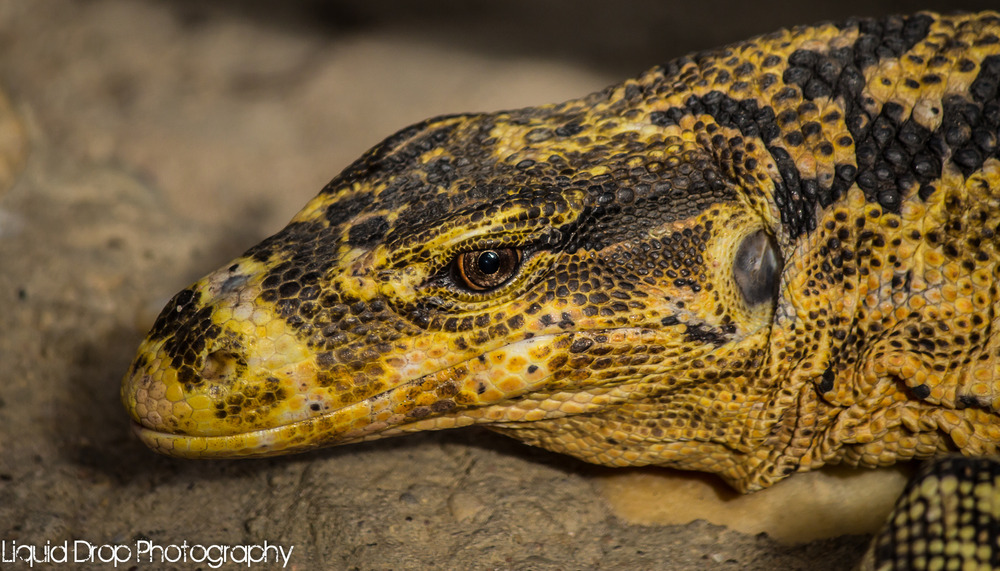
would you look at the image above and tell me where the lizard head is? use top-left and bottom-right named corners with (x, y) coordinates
top-left (122, 78), bottom-right (787, 464)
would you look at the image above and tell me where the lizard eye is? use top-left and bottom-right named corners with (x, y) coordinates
top-left (733, 229), bottom-right (782, 306)
top-left (452, 248), bottom-right (522, 291)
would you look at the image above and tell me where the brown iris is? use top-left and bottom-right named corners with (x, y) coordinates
top-left (452, 248), bottom-right (522, 291)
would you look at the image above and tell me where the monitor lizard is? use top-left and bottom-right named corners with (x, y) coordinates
top-left (121, 11), bottom-right (1000, 569)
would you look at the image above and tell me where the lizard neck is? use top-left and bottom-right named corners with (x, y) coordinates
top-left (760, 165), bottom-right (1000, 477)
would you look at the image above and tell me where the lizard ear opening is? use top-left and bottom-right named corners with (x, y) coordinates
top-left (733, 229), bottom-right (782, 306)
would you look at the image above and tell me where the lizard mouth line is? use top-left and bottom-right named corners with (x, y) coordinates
top-left (132, 330), bottom-right (570, 457)
top-left (131, 325), bottom-right (696, 458)
top-left (129, 415), bottom-right (374, 458)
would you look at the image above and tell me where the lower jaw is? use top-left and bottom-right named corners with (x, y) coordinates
top-left (129, 417), bottom-right (351, 459)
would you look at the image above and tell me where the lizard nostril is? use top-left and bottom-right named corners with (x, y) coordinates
top-left (201, 350), bottom-right (238, 382)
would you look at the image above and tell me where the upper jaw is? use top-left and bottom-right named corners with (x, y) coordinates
top-left (122, 312), bottom-right (578, 457)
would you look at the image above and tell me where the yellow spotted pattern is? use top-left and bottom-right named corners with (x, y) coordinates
top-left (124, 11), bottom-right (1000, 509)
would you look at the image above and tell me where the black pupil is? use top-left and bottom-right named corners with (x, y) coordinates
top-left (477, 251), bottom-right (502, 274)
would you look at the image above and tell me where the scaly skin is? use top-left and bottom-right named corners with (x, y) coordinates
top-left (860, 456), bottom-right (1000, 570)
top-left (123, 12), bottom-right (999, 496)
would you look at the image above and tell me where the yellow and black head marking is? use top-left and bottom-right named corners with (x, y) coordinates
top-left (125, 11), bottom-right (1000, 493)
